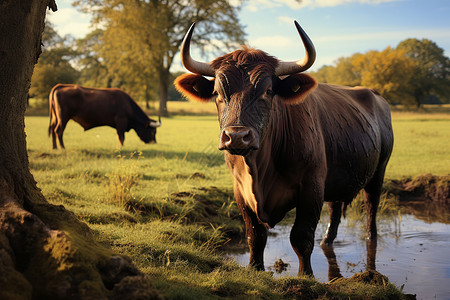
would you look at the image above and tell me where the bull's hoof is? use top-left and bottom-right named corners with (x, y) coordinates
top-left (297, 269), bottom-right (314, 277)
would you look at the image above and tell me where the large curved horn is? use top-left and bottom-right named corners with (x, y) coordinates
top-left (149, 115), bottom-right (161, 127)
top-left (180, 23), bottom-right (215, 77)
top-left (275, 20), bottom-right (316, 76)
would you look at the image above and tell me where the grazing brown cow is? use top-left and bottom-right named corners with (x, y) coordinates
top-left (174, 21), bottom-right (394, 276)
top-left (48, 84), bottom-right (161, 149)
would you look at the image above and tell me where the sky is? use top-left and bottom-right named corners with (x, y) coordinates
top-left (47, 0), bottom-right (450, 72)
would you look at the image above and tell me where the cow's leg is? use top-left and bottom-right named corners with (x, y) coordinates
top-left (115, 119), bottom-right (127, 147)
top-left (290, 178), bottom-right (324, 276)
top-left (50, 122), bottom-right (58, 149)
top-left (363, 163), bottom-right (388, 240)
top-left (55, 120), bottom-right (67, 149)
top-left (51, 130), bottom-right (57, 149)
top-left (320, 201), bottom-right (342, 246)
top-left (116, 131), bottom-right (125, 147)
top-left (320, 242), bottom-right (342, 281)
top-left (235, 191), bottom-right (267, 271)
top-left (366, 239), bottom-right (377, 271)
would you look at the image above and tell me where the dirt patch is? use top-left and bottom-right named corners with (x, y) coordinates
top-left (385, 174), bottom-right (449, 204)
top-left (273, 258), bottom-right (289, 273)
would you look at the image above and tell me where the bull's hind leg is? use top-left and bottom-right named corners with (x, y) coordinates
top-left (363, 167), bottom-right (387, 240)
top-left (320, 201), bottom-right (343, 246)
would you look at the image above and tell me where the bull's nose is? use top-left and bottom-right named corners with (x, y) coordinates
top-left (218, 126), bottom-right (259, 152)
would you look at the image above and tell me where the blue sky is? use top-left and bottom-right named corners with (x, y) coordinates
top-left (48, 0), bottom-right (450, 71)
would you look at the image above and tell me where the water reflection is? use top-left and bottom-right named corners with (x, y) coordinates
top-left (321, 239), bottom-right (377, 282)
top-left (228, 201), bottom-right (450, 299)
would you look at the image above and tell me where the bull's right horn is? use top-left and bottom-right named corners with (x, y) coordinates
top-left (180, 23), bottom-right (215, 77)
top-left (275, 20), bottom-right (316, 76)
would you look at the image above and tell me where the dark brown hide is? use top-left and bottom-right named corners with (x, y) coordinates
top-left (175, 41), bottom-right (393, 277)
top-left (48, 84), bottom-right (160, 149)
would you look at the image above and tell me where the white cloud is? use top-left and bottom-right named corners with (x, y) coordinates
top-left (46, 7), bottom-right (92, 38)
top-left (278, 16), bottom-right (295, 25)
top-left (246, 0), bottom-right (400, 11)
top-left (244, 0), bottom-right (283, 12)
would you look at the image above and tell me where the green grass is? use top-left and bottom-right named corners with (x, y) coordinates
top-left (386, 111), bottom-right (450, 178)
top-left (24, 107), bottom-right (449, 299)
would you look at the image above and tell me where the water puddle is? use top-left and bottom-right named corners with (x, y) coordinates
top-left (228, 201), bottom-right (450, 299)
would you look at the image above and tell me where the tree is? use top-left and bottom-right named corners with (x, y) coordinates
top-left (75, 29), bottom-right (111, 88)
top-left (29, 21), bottom-right (80, 101)
top-left (397, 38), bottom-right (450, 107)
top-left (0, 1), bottom-right (158, 298)
top-left (352, 47), bottom-right (416, 105)
top-left (310, 54), bottom-right (363, 86)
top-left (74, 0), bottom-right (246, 116)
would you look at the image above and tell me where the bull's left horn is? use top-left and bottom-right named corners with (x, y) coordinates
top-left (180, 23), bottom-right (215, 77)
top-left (149, 115), bottom-right (161, 127)
top-left (275, 20), bottom-right (316, 76)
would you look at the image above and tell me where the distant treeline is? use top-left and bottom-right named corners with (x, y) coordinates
top-left (309, 39), bottom-right (450, 107)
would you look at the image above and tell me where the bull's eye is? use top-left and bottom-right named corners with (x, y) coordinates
top-left (216, 96), bottom-right (224, 104)
top-left (266, 89), bottom-right (274, 96)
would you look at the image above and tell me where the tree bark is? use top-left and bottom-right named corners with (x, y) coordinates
top-left (158, 67), bottom-right (169, 117)
top-left (0, 1), bottom-right (160, 299)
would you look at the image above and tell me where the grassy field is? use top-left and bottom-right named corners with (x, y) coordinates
top-left (387, 110), bottom-right (450, 178)
top-left (23, 103), bottom-right (449, 299)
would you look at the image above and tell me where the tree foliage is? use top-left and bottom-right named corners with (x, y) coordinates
top-left (73, 0), bottom-right (246, 115)
top-left (29, 21), bottom-right (79, 101)
top-left (75, 29), bottom-right (111, 88)
top-left (353, 47), bottom-right (416, 105)
top-left (310, 39), bottom-right (450, 107)
top-left (397, 38), bottom-right (450, 107)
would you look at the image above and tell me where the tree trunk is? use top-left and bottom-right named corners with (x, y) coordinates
top-left (0, 1), bottom-right (160, 299)
top-left (158, 67), bottom-right (169, 117)
top-left (145, 84), bottom-right (151, 109)
top-left (414, 89), bottom-right (423, 108)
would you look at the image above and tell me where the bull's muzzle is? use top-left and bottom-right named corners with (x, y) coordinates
top-left (219, 126), bottom-right (259, 155)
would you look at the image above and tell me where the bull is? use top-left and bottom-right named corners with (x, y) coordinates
top-left (174, 21), bottom-right (394, 276)
top-left (48, 84), bottom-right (161, 149)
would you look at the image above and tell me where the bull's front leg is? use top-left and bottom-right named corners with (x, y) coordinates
top-left (290, 178), bottom-right (324, 276)
top-left (235, 190), bottom-right (267, 271)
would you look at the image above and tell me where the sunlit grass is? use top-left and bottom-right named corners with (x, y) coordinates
top-left (386, 116), bottom-right (450, 178)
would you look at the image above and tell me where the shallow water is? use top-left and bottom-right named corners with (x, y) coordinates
top-left (229, 202), bottom-right (450, 299)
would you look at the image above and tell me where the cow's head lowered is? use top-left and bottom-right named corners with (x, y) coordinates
top-left (136, 116), bottom-right (161, 144)
top-left (175, 21), bottom-right (318, 156)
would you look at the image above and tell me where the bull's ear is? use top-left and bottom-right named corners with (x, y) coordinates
top-left (274, 73), bottom-right (318, 104)
top-left (174, 74), bottom-right (215, 103)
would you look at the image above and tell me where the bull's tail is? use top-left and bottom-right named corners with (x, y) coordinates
top-left (48, 84), bottom-right (59, 137)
